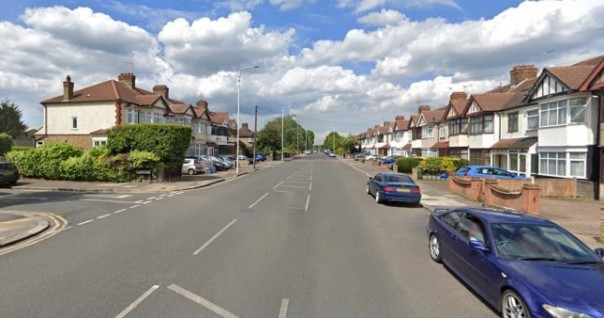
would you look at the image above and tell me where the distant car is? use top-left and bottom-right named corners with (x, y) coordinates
top-left (456, 166), bottom-right (525, 179)
top-left (426, 207), bottom-right (604, 318)
top-left (219, 155), bottom-right (234, 166)
top-left (366, 172), bottom-right (421, 205)
top-left (209, 156), bottom-right (232, 169)
top-left (182, 158), bottom-right (204, 175)
top-left (378, 155), bottom-right (401, 167)
top-left (202, 156), bottom-right (228, 171)
top-left (364, 154), bottom-right (380, 161)
top-left (328, 152), bottom-right (336, 158)
top-left (0, 162), bottom-right (20, 186)
top-left (255, 153), bottom-right (266, 161)
top-left (354, 152), bottom-right (370, 160)
top-left (305, 150), bottom-right (312, 155)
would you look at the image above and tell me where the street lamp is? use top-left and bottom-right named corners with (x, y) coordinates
top-left (281, 107), bottom-right (292, 161)
top-left (236, 65), bottom-right (259, 174)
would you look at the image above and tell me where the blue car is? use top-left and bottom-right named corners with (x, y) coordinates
top-left (456, 165), bottom-right (525, 179)
top-left (366, 172), bottom-right (421, 205)
top-left (426, 207), bottom-right (604, 318)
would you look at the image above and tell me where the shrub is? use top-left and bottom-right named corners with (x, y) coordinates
top-left (107, 124), bottom-right (191, 168)
top-left (11, 146), bottom-right (33, 152)
top-left (0, 133), bottom-right (13, 155)
top-left (417, 156), bottom-right (470, 175)
top-left (396, 157), bottom-right (422, 173)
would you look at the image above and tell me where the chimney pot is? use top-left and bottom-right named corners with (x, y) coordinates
top-left (395, 115), bottom-right (405, 120)
top-left (63, 75), bottom-right (74, 101)
top-left (153, 84), bottom-right (169, 100)
top-left (242, 123), bottom-right (249, 128)
top-left (418, 105), bottom-right (431, 114)
top-left (196, 100), bottom-right (208, 110)
top-left (450, 91), bottom-right (467, 101)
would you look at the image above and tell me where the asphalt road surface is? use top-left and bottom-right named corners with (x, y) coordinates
top-left (0, 154), bottom-right (498, 317)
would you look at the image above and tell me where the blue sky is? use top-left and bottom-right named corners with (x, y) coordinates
top-left (0, 0), bottom-right (603, 142)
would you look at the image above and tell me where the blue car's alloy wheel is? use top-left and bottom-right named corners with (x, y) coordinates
top-left (501, 290), bottom-right (531, 318)
top-left (429, 234), bottom-right (442, 263)
top-left (375, 191), bottom-right (382, 204)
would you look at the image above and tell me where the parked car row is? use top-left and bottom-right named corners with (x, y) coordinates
top-left (182, 154), bottom-right (267, 175)
top-left (364, 171), bottom-right (604, 318)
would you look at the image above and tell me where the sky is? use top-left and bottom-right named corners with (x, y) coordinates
top-left (1, 0), bottom-right (604, 143)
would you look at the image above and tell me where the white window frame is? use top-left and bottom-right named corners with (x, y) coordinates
top-left (526, 109), bottom-right (539, 130)
top-left (422, 126), bottom-right (434, 138)
top-left (439, 127), bottom-right (446, 141)
top-left (92, 137), bottom-right (108, 147)
top-left (127, 108), bottom-right (138, 124)
top-left (538, 151), bottom-right (587, 178)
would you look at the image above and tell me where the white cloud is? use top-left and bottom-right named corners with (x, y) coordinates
top-left (337, 0), bottom-right (460, 13)
top-left (357, 9), bottom-right (406, 26)
top-left (158, 12), bottom-right (295, 75)
top-left (270, 0), bottom-right (318, 11)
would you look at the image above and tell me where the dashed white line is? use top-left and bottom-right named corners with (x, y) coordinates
top-left (305, 195), bottom-right (310, 212)
top-left (286, 175), bottom-right (293, 180)
top-left (193, 219), bottom-right (238, 255)
top-left (273, 181), bottom-right (284, 189)
top-left (142, 200), bottom-right (152, 205)
top-left (155, 197), bottom-right (164, 201)
top-left (308, 182), bottom-right (312, 191)
top-left (279, 298), bottom-right (290, 318)
top-left (147, 196), bottom-right (156, 200)
top-left (167, 284), bottom-right (239, 318)
top-left (77, 219), bottom-right (94, 226)
top-left (130, 205), bottom-right (140, 209)
top-left (114, 209), bottom-right (127, 214)
top-left (174, 191), bottom-right (185, 195)
top-left (249, 193), bottom-right (269, 209)
top-left (114, 285), bottom-right (160, 318)
top-left (167, 194), bottom-right (174, 198)
top-left (97, 213), bottom-right (111, 219)
top-left (135, 200), bottom-right (143, 204)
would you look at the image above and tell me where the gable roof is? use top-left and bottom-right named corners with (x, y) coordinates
top-left (408, 114), bottom-right (420, 128)
top-left (394, 118), bottom-right (409, 131)
top-left (419, 106), bottom-right (446, 125)
top-left (239, 125), bottom-right (255, 138)
top-left (209, 112), bottom-right (229, 125)
top-left (463, 93), bottom-right (516, 115)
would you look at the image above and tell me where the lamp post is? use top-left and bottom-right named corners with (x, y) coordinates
top-left (236, 65), bottom-right (259, 174)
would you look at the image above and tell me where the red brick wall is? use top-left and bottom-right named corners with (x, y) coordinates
top-left (39, 135), bottom-right (92, 150)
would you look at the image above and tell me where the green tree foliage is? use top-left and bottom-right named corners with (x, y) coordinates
top-left (0, 100), bottom-right (28, 139)
top-left (257, 115), bottom-right (314, 156)
top-left (107, 124), bottom-right (191, 168)
top-left (0, 132), bottom-right (13, 155)
top-left (396, 157), bottom-right (422, 173)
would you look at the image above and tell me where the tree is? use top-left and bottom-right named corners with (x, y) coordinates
top-left (0, 100), bottom-right (28, 139)
top-left (323, 131), bottom-right (343, 153)
top-left (257, 115), bottom-right (314, 157)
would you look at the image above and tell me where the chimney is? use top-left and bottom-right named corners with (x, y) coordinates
top-left (395, 115), bottom-right (405, 121)
top-left (195, 100), bottom-right (208, 110)
top-left (118, 73), bottom-right (136, 89)
top-left (153, 84), bottom-right (169, 99)
top-left (383, 121), bottom-right (390, 127)
top-left (242, 123), bottom-right (249, 129)
top-left (63, 75), bottom-right (74, 101)
top-left (510, 65), bottom-right (537, 86)
top-left (418, 105), bottom-right (431, 114)
top-left (450, 91), bottom-right (467, 101)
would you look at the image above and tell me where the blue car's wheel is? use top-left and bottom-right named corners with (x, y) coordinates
top-left (429, 234), bottom-right (442, 263)
top-left (375, 191), bottom-right (383, 204)
top-left (501, 290), bottom-right (531, 318)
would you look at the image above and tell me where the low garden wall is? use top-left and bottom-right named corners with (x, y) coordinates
top-left (449, 176), bottom-right (540, 215)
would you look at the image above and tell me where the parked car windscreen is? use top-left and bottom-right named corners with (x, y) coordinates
top-left (0, 163), bottom-right (16, 171)
top-left (383, 175), bottom-right (414, 183)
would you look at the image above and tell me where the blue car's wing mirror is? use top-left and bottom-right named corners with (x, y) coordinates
top-left (595, 247), bottom-right (604, 259)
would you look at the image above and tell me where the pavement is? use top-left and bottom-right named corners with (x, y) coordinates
top-left (341, 158), bottom-right (602, 249)
top-left (0, 160), bottom-right (282, 250)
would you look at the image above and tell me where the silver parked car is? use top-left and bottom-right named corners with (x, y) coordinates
top-left (182, 158), bottom-right (204, 175)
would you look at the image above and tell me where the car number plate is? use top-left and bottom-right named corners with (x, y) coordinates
top-left (396, 188), bottom-right (410, 193)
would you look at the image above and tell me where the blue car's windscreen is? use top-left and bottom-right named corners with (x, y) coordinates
top-left (491, 223), bottom-right (600, 263)
top-left (384, 175), bottom-right (414, 183)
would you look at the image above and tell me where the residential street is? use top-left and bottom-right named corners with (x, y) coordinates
top-left (0, 155), bottom-right (497, 318)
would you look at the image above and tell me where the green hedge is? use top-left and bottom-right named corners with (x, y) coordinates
top-left (11, 146), bottom-right (33, 152)
top-left (0, 133), bottom-right (12, 155)
top-left (419, 157), bottom-right (469, 174)
top-left (107, 124), bottom-right (191, 168)
top-left (6, 144), bottom-right (161, 182)
top-left (396, 157), bottom-right (422, 173)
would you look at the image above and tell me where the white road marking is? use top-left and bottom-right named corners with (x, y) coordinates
top-left (77, 219), bottom-right (94, 226)
top-left (280, 184), bottom-right (308, 190)
top-left (305, 195), bottom-right (310, 212)
top-left (130, 205), bottom-right (140, 209)
top-left (279, 298), bottom-right (289, 318)
top-left (114, 209), bottom-right (127, 214)
top-left (114, 285), bottom-right (159, 318)
top-left (142, 201), bottom-right (152, 205)
top-left (81, 199), bottom-right (140, 204)
top-left (167, 284), bottom-right (239, 318)
top-left (155, 197), bottom-right (164, 201)
top-left (309, 175), bottom-right (313, 181)
top-left (174, 191), bottom-right (185, 195)
top-left (286, 175), bottom-right (293, 180)
top-left (82, 194), bottom-right (131, 199)
top-left (146, 196), bottom-right (156, 200)
top-left (308, 182), bottom-right (312, 191)
top-left (193, 219), bottom-right (238, 255)
top-left (249, 193), bottom-right (269, 209)
top-left (135, 200), bottom-right (143, 204)
top-left (97, 213), bottom-right (111, 219)
top-left (273, 190), bottom-right (294, 194)
top-left (167, 194), bottom-right (174, 198)
top-left (273, 181), bottom-right (284, 189)
top-left (159, 194), bottom-right (167, 197)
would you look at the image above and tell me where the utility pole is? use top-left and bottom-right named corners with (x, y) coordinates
top-left (297, 127), bottom-right (299, 156)
top-left (281, 108), bottom-right (284, 161)
top-left (253, 105), bottom-right (258, 170)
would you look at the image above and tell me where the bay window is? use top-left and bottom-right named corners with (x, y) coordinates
top-left (540, 97), bottom-right (587, 127)
top-left (539, 152), bottom-right (587, 178)
top-left (469, 115), bottom-right (493, 134)
top-left (127, 108), bottom-right (138, 124)
top-left (527, 110), bottom-right (538, 129)
top-left (422, 126), bottom-right (434, 138)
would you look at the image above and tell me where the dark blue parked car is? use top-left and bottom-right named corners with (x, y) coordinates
top-left (366, 172), bottom-right (421, 205)
top-left (456, 165), bottom-right (525, 179)
top-left (426, 207), bottom-right (604, 318)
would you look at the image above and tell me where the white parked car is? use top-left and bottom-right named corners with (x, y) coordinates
top-left (182, 158), bottom-right (204, 175)
top-left (364, 154), bottom-right (380, 161)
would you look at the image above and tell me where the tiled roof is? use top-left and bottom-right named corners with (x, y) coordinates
top-left (209, 112), bottom-right (229, 124)
top-left (42, 80), bottom-right (137, 104)
top-left (168, 103), bottom-right (190, 114)
top-left (402, 143), bottom-right (412, 150)
top-left (379, 144), bottom-right (390, 149)
top-left (377, 126), bottom-right (389, 135)
top-left (239, 126), bottom-right (255, 137)
top-left (430, 141), bottom-right (449, 149)
top-left (547, 65), bottom-right (595, 90)
top-left (409, 115), bottom-right (419, 127)
top-left (470, 93), bottom-right (516, 112)
top-left (394, 119), bottom-right (409, 131)
top-left (90, 129), bottom-right (109, 136)
top-left (490, 137), bottom-right (537, 150)
top-left (421, 106), bottom-right (447, 124)
top-left (135, 95), bottom-right (161, 106)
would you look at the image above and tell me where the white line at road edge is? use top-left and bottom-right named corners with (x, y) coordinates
top-left (167, 284), bottom-right (239, 318)
top-left (286, 175), bottom-right (292, 180)
top-left (77, 219), bottom-right (93, 226)
top-left (249, 193), bottom-right (269, 209)
top-left (97, 213), bottom-right (111, 219)
top-left (273, 181), bottom-right (284, 189)
top-left (129, 205), bottom-right (140, 209)
top-left (114, 285), bottom-right (159, 318)
top-left (114, 209), bottom-right (127, 214)
top-left (142, 201), bottom-right (152, 204)
top-left (305, 195), bottom-right (310, 212)
top-left (279, 298), bottom-right (289, 318)
top-left (193, 219), bottom-right (238, 255)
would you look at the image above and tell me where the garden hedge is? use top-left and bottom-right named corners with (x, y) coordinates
top-left (0, 133), bottom-right (12, 155)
